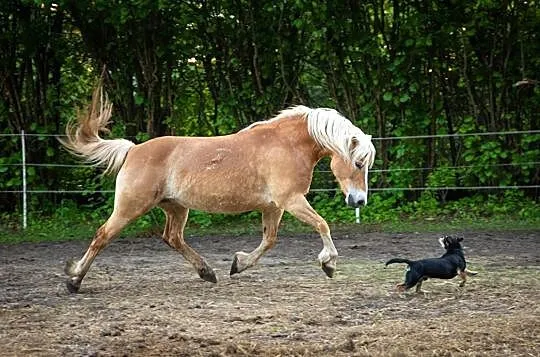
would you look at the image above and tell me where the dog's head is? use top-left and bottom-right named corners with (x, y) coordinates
top-left (438, 235), bottom-right (464, 251)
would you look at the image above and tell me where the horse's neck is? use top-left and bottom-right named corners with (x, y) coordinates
top-left (244, 115), bottom-right (328, 165)
top-left (278, 117), bottom-right (328, 162)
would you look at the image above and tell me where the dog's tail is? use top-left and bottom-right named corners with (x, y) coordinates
top-left (385, 258), bottom-right (414, 266)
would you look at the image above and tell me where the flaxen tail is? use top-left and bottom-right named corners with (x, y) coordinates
top-left (385, 258), bottom-right (414, 266)
top-left (59, 80), bottom-right (134, 175)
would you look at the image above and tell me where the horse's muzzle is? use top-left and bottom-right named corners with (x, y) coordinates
top-left (346, 190), bottom-right (367, 208)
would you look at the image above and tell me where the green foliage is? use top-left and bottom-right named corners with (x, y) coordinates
top-left (311, 193), bottom-right (357, 223)
top-left (364, 190), bottom-right (539, 225)
top-left (305, 189), bottom-right (539, 229)
top-left (427, 168), bottom-right (457, 188)
top-left (0, 0), bottom-right (539, 239)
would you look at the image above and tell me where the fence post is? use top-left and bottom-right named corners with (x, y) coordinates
top-left (21, 130), bottom-right (27, 229)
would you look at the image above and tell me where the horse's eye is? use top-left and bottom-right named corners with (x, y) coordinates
top-left (355, 162), bottom-right (364, 169)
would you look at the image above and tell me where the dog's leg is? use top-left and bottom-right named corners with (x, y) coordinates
top-left (415, 280), bottom-right (423, 293)
top-left (396, 283), bottom-right (407, 292)
top-left (415, 278), bottom-right (431, 294)
top-left (404, 268), bottom-right (423, 293)
top-left (458, 269), bottom-right (467, 287)
top-left (395, 267), bottom-right (424, 293)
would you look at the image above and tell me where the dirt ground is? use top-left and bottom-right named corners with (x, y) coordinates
top-left (1, 229), bottom-right (539, 356)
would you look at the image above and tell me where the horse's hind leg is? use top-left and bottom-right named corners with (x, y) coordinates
top-left (160, 203), bottom-right (217, 283)
top-left (230, 206), bottom-right (284, 276)
top-left (65, 211), bottom-right (137, 293)
top-left (65, 191), bottom-right (155, 293)
top-left (283, 195), bottom-right (338, 278)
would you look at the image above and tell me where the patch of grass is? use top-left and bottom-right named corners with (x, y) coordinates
top-left (358, 215), bottom-right (540, 233)
top-left (1, 212), bottom-right (538, 245)
top-left (1, 195), bottom-right (539, 244)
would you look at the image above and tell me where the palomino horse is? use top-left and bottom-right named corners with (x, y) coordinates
top-left (61, 84), bottom-right (376, 293)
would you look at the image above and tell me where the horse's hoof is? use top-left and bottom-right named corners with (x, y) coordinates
top-left (321, 262), bottom-right (335, 278)
top-left (230, 255), bottom-right (240, 276)
top-left (66, 279), bottom-right (81, 294)
top-left (198, 265), bottom-right (218, 283)
top-left (230, 252), bottom-right (251, 276)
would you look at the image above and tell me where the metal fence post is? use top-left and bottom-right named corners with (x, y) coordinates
top-left (21, 130), bottom-right (27, 229)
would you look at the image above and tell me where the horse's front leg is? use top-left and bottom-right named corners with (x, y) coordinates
top-left (284, 195), bottom-right (338, 278)
top-left (230, 206), bottom-right (284, 276)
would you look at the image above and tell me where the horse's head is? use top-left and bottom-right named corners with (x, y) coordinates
top-left (330, 135), bottom-right (375, 208)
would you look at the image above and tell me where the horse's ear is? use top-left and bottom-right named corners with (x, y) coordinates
top-left (349, 136), bottom-right (359, 152)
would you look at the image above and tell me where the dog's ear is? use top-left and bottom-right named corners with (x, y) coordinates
top-left (457, 237), bottom-right (464, 242)
top-left (438, 237), bottom-right (446, 248)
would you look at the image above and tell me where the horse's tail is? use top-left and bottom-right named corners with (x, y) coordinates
top-left (385, 258), bottom-right (414, 266)
top-left (59, 81), bottom-right (134, 175)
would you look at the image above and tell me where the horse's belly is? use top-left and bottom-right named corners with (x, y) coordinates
top-left (174, 190), bottom-right (269, 213)
top-left (167, 165), bottom-right (274, 213)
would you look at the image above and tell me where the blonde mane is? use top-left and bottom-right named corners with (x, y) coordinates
top-left (242, 105), bottom-right (375, 168)
top-left (240, 105), bottom-right (311, 131)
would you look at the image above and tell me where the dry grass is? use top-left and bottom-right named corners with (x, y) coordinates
top-left (0, 231), bottom-right (538, 356)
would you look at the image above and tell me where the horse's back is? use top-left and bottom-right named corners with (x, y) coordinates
top-left (117, 135), bottom-right (269, 212)
top-left (116, 128), bottom-right (315, 212)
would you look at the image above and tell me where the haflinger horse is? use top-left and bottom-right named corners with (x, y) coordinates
top-left (60, 83), bottom-right (376, 293)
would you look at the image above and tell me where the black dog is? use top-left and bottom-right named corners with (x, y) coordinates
top-left (385, 236), bottom-right (477, 293)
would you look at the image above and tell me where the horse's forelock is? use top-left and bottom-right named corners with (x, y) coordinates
top-left (307, 108), bottom-right (374, 166)
top-left (351, 134), bottom-right (376, 168)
